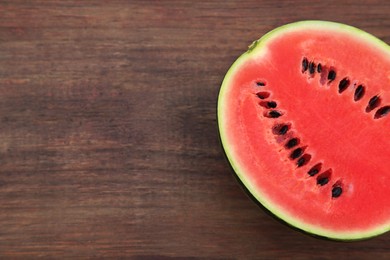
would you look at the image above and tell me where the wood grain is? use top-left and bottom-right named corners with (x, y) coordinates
top-left (1, 0), bottom-right (390, 258)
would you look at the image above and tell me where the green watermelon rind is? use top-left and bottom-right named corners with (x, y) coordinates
top-left (217, 20), bottom-right (390, 241)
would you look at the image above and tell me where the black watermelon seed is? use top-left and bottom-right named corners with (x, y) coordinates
top-left (309, 62), bottom-right (316, 74)
top-left (290, 147), bottom-right (303, 160)
top-left (268, 110), bottom-right (282, 118)
top-left (285, 138), bottom-right (299, 149)
top-left (354, 85), bottom-right (365, 101)
top-left (302, 58), bottom-right (308, 72)
top-left (317, 177), bottom-right (329, 186)
top-left (297, 157), bottom-right (305, 167)
top-left (374, 105), bottom-right (390, 119)
top-left (296, 154), bottom-right (311, 168)
top-left (316, 169), bottom-right (332, 186)
top-left (256, 81), bottom-right (266, 86)
top-left (328, 70), bottom-right (336, 82)
top-left (256, 92), bottom-right (270, 99)
top-left (332, 186), bottom-right (343, 198)
top-left (317, 63), bottom-right (322, 73)
top-left (267, 101), bottom-right (277, 108)
top-left (308, 163), bottom-right (322, 176)
top-left (278, 125), bottom-right (289, 135)
top-left (296, 156), bottom-right (308, 167)
top-left (366, 95), bottom-right (381, 112)
top-left (338, 78), bottom-right (350, 93)
top-left (308, 168), bottom-right (319, 176)
top-left (272, 124), bottom-right (289, 135)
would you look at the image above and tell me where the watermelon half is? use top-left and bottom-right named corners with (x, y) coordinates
top-left (218, 21), bottom-right (390, 240)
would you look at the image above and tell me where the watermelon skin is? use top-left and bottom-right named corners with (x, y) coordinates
top-left (218, 21), bottom-right (390, 241)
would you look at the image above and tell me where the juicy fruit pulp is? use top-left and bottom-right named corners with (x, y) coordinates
top-left (218, 21), bottom-right (390, 240)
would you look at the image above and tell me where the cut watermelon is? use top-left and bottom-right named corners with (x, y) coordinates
top-left (218, 21), bottom-right (390, 240)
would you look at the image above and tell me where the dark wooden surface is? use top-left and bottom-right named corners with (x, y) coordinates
top-left (1, 0), bottom-right (390, 258)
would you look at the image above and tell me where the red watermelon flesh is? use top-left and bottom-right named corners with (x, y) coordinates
top-left (218, 21), bottom-right (390, 240)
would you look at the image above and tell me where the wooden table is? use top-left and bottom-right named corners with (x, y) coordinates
top-left (1, 1), bottom-right (390, 258)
